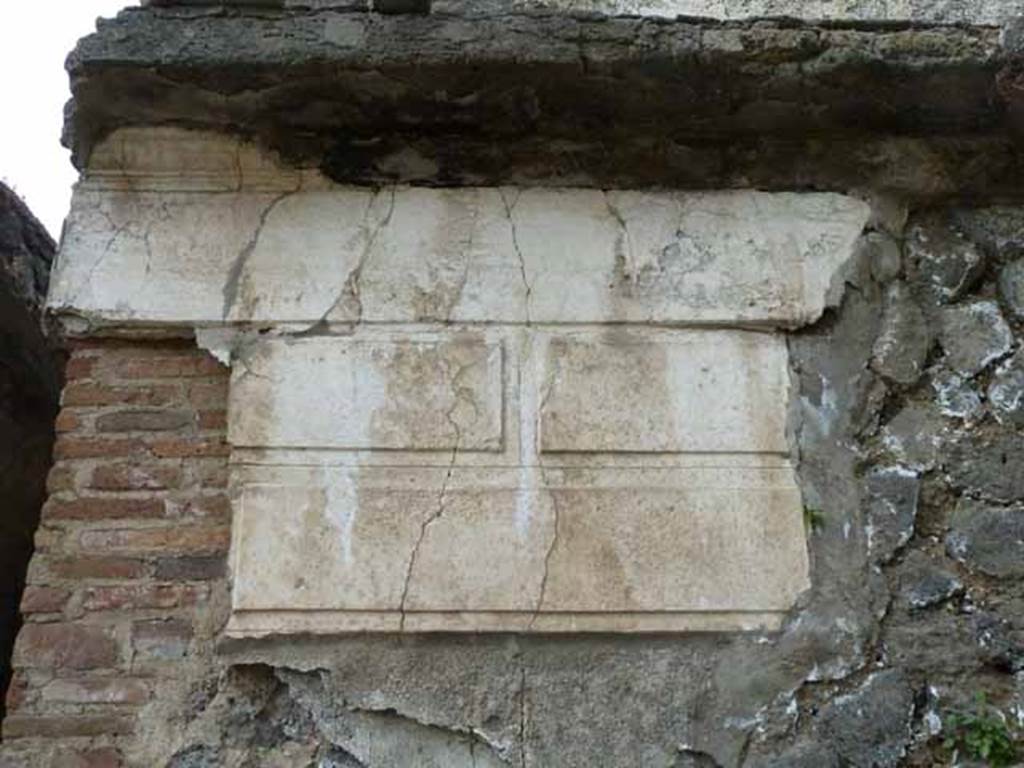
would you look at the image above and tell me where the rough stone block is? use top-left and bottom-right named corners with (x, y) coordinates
top-left (938, 301), bottom-right (1013, 377)
top-left (947, 499), bottom-right (1024, 578)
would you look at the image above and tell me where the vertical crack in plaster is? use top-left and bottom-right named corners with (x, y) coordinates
top-left (602, 190), bottom-right (634, 284)
top-left (221, 190), bottom-right (293, 319)
top-left (445, 193), bottom-right (480, 324)
top-left (499, 188), bottom-right (532, 325)
top-left (303, 185), bottom-right (397, 333)
top-left (529, 357), bottom-right (562, 628)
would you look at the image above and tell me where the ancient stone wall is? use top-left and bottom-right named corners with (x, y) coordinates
top-left (4, 1), bottom-right (1024, 766)
top-left (0, 184), bottom-right (61, 732)
top-left (3, 205), bottom-right (1024, 767)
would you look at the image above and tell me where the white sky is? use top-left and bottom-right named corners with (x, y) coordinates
top-left (0, 1), bottom-right (137, 239)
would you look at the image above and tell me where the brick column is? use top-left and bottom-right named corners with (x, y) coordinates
top-left (2, 339), bottom-right (230, 765)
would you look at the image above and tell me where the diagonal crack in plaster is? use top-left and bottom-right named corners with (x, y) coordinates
top-left (396, 352), bottom-right (482, 630)
top-left (300, 184), bottom-right (398, 335)
top-left (222, 190), bottom-right (294, 320)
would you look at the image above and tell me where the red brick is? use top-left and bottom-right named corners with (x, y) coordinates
top-left (95, 409), bottom-right (193, 433)
top-left (62, 382), bottom-right (179, 408)
top-left (88, 463), bottom-right (182, 491)
top-left (64, 356), bottom-right (98, 380)
top-left (48, 556), bottom-right (149, 580)
top-left (154, 555), bottom-right (226, 581)
top-left (42, 678), bottom-right (150, 705)
top-left (13, 624), bottom-right (119, 670)
top-left (55, 409), bottom-right (83, 433)
top-left (2, 715), bottom-right (134, 738)
top-left (132, 618), bottom-right (193, 660)
top-left (117, 355), bottom-right (225, 379)
top-left (46, 464), bottom-right (77, 493)
top-left (82, 584), bottom-right (207, 611)
top-left (43, 497), bottom-right (165, 521)
top-left (4, 671), bottom-right (28, 712)
top-left (197, 461), bottom-right (229, 489)
top-left (19, 586), bottom-right (71, 614)
top-left (169, 494), bottom-right (231, 521)
top-left (148, 437), bottom-right (230, 458)
top-left (197, 409), bottom-right (228, 431)
top-left (52, 747), bottom-right (124, 768)
top-left (78, 525), bottom-right (231, 555)
top-left (186, 381), bottom-right (228, 408)
top-left (53, 436), bottom-right (144, 460)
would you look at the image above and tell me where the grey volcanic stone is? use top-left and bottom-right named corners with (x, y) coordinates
top-left (906, 219), bottom-right (985, 305)
top-left (947, 431), bottom-right (1024, 503)
top-left (939, 301), bottom-right (1013, 377)
top-left (899, 553), bottom-right (963, 609)
top-left (865, 466), bottom-right (920, 564)
top-left (988, 349), bottom-right (1024, 427)
top-left (746, 743), bottom-right (840, 768)
top-left (372, 0), bottom-right (431, 11)
top-left (167, 745), bottom-right (223, 768)
top-left (947, 499), bottom-right (1024, 579)
top-left (871, 282), bottom-right (931, 386)
top-left (881, 404), bottom-right (947, 471)
top-left (999, 259), bottom-right (1024, 319)
top-left (818, 670), bottom-right (914, 768)
top-left (864, 232), bottom-right (902, 284)
top-left (931, 366), bottom-right (984, 424)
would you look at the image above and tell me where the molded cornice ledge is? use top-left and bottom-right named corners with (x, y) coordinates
top-left (65, 3), bottom-right (1024, 197)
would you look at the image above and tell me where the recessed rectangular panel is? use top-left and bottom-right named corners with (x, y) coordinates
top-left (539, 331), bottom-right (790, 454)
top-left (228, 336), bottom-right (503, 451)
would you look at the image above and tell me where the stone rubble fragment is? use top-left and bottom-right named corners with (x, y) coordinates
top-left (898, 553), bottom-right (964, 610)
top-left (864, 466), bottom-right (920, 564)
top-left (930, 366), bottom-right (985, 424)
top-left (999, 259), bottom-right (1024, 320)
top-left (818, 670), bottom-right (915, 768)
top-left (947, 431), bottom-right (1024, 503)
top-left (880, 405), bottom-right (948, 472)
top-left (938, 300), bottom-right (1013, 377)
top-left (863, 231), bottom-right (903, 285)
top-left (905, 219), bottom-right (985, 306)
top-left (988, 349), bottom-right (1024, 426)
top-left (870, 282), bottom-right (931, 386)
top-left (947, 499), bottom-right (1024, 579)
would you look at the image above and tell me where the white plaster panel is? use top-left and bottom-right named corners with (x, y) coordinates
top-left (228, 336), bottom-right (503, 451)
top-left (50, 133), bottom-right (870, 329)
top-left (229, 464), bottom-right (808, 632)
top-left (539, 331), bottom-right (789, 454)
top-left (55, 130), bottom-right (832, 635)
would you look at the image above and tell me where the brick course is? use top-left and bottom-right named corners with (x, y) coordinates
top-left (0, 339), bottom-right (231, 756)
